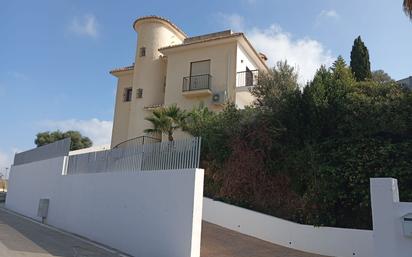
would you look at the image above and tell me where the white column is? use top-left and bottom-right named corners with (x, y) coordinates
top-left (370, 178), bottom-right (401, 257)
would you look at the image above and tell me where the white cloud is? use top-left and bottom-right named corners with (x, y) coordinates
top-left (40, 118), bottom-right (113, 146)
top-left (68, 14), bottom-right (99, 38)
top-left (220, 13), bottom-right (334, 84)
top-left (318, 9), bottom-right (340, 19)
top-left (248, 25), bottom-right (334, 84)
top-left (218, 13), bottom-right (245, 31)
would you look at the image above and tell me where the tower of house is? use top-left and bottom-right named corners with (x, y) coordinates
top-left (110, 16), bottom-right (187, 147)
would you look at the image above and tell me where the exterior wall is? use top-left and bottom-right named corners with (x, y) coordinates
top-left (397, 76), bottom-right (412, 89)
top-left (236, 44), bottom-right (258, 72)
top-left (6, 157), bottom-right (204, 257)
top-left (127, 21), bottom-right (185, 141)
top-left (163, 42), bottom-right (237, 111)
top-left (234, 43), bottom-right (262, 109)
top-left (203, 197), bottom-right (374, 257)
top-left (111, 71), bottom-right (133, 147)
top-left (370, 178), bottom-right (412, 257)
top-left (68, 144), bottom-right (110, 156)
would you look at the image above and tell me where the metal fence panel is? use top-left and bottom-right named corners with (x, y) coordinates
top-left (14, 138), bottom-right (71, 166)
top-left (66, 137), bottom-right (201, 175)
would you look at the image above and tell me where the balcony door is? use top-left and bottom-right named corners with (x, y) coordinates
top-left (245, 66), bottom-right (253, 87)
top-left (190, 60), bottom-right (210, 90)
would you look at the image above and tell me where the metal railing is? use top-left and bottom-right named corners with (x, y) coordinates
top-left (182, 74), bottom-right (212, 92)
top-left (237, 70), bottom-right (259, 87)
top-left (14, 138), bottom-right (71, 166)
top-left (113, 136), bottom-right (160, 149)
top-left (66, 137), bottom-right (201, 175)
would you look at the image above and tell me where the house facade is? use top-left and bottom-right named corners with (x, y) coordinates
top-left (397, 76), bottom-right (412, 90)
top-left (110, 16), bottom-right (268, 147)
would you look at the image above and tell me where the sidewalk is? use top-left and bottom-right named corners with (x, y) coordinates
top-left (0, 207), bottom-right (122, 257)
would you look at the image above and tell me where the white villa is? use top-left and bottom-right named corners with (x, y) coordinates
top-left (110, 15), bottom-right (269, 147)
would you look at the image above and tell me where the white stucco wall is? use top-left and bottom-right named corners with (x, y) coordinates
top-left (370, 178), bottom-right (412, 257)
top-left (6, 157), bottom-right (204, 257)
top-left (234, 44), bottom-right (258, 109)
top-left (203, 197), bottom-right (373, 257)
top-left (236, 44), bottom-right (258, 73)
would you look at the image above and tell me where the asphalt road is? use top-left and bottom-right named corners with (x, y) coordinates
top-left (201, 221), bottom-right (328, 257)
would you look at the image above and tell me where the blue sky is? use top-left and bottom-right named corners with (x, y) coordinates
top-left (0, 0), bottom-right (411, 172)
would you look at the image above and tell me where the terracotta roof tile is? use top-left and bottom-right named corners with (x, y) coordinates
top-left (109, 65), bottom-right (134, 74)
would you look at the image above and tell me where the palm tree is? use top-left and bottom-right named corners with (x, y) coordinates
top-left (405, 0), bottom-right (412, 20)
top-left (144, 104), bottom-right (186, 141)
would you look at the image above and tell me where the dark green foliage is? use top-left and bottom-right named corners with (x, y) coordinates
top-left (35, 130), bottom-right (92, 151)
top-left (185, 58), bottom-right (412, 229)
top-left (304, 138), bottom-right (412, 229)
top-left (350, 36), bottom-right (372, 81)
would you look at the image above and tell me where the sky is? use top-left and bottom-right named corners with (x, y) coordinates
top-left (0, 0), bottom-right (411, 173)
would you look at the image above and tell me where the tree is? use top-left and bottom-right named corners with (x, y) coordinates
top-left (144, 104), bottom-right (187, 141)
top-left (405, 0), bottom-right (412, 20)
top-left (302, 56), bottom-right (355, 140)
top-left (251, 61), bottom-right (300, 109)
top-left (251, 61), bottom-right (303, 143)
top-left (371, 70), bottom-right (394, 84)
top-left (35, 130), bottom-right (92, 151)
top-left (183, 103), bottom-right (216, 137)
top-left (350, 36), bottom-right (372, 81)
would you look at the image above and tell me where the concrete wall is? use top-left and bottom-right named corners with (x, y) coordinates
top-left (370, 178), bottom-right (412, 257)
top-left (6, 157), bottom-right (204, 257)
top-left (203, 197), bottom-right (373, 257)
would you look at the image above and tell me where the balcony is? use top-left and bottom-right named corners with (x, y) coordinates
top-left (182, 74), bottom-right (212, 97)
top-left (236, 70), bottom-right (259, 89)
top-left (236, 70), bottom-right (258, 108)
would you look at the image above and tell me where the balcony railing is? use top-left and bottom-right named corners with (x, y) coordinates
top-left (182, 74), bottom-right (212, 92)
top-left (237, 70), bottom-right (259, 87)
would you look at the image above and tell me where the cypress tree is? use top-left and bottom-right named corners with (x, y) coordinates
top-left (350, 36), bottom-right (372, 81)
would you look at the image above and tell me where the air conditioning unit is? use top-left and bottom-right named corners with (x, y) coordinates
top-left (212, 90), bottom-right (227, 105)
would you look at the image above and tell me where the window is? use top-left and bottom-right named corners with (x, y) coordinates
top-left (136, 88), bottom-right (143, 98)
top-left (139, 47), bottom-right (146, 57)
top-left (123, 88), bottom-right (132, 102)
top-left (190, 60), bottom-right (210, 76)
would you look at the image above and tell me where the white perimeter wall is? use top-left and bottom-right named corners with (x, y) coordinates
top-left (203, 197), bottom-right (373, 257)
top-left (6, 156), bottom-right (204, 257)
